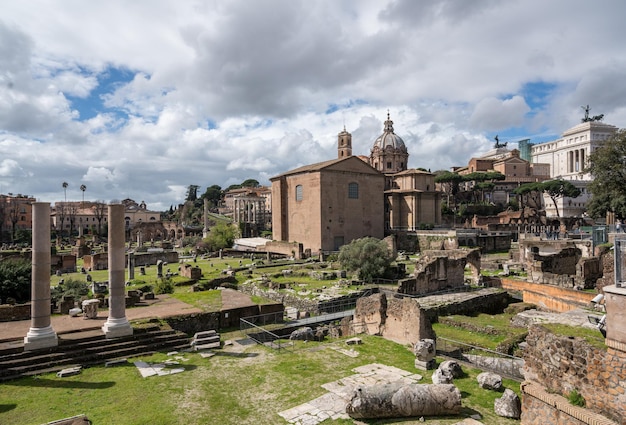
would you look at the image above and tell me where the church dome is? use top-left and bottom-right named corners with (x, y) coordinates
top-left (369, 111), bottom-right (409, 174)
top-left (373, 112), bottom-right (407, 151)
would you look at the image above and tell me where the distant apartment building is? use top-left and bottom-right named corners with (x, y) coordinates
top-left (531, 119), bottom-right (618, 217)
top-left (52, 199), bottom-right (160, 236)
top-left (455, 148), bottom-right (551, 205)
top-left (0, 194), bottom-right (35, 241)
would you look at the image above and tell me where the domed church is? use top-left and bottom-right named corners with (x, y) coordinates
top-left (271, 112), bottom-right (442, 255)
top-left (369, 112), bottom-right (409, 174)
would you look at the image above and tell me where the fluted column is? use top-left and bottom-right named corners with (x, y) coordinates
top-left (102, 203), bottom-right (133, 338)
top-left (24, 202), bottom-right (58, 350)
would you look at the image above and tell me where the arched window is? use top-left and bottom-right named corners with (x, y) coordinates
top-left (348, 182), bottom-right (359, 199)
top-left (295, 185), bottom-right (303, 201)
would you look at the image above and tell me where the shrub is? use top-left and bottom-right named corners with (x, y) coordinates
top-left (51, 278), bottom-right (90, 302)
top-left (154, 278), bottom-right (174, 294)
top-left (0, 258), bottom-right (31, 304)
top-left (338, 237), bottom-right (393, 283)
top-left (567, 389), bottom-right (585, 407)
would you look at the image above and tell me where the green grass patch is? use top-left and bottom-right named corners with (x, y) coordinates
top-left (0, 335), bottom-right (521, 425)
top-left (542, 323), bottom-right (607, 350)
top-left (433, 313), bottom-right (527, 351)
top-left (170, 289), bottom-right (222, 311)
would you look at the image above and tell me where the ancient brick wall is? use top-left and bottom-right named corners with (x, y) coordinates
top-left (353, 292), bottom-right (386, 335)
top-left (420, 289), bottom-right (511, 322)
top-left (239, 282), bottom-right (373, 314)
top-left (0, 303), bottom-right (31, 322)
top-left (521, 382), bottom-right (618, 425)
top-left (500, 278), bottom-right (596, 312)
top-left (353, 292), bottom-right (435, 345)
top-left (523, 325), bottom-right (625, 424)
top-left (164, 312), bottom-right (220, 335)
top-left (132, 251), bottom-right (179, 267)
top-left (181, 264), bottom-right (202, 279)
top-left (595, 248), bottom-right (614, 290)
top-left (398, 249), bottom-right (480, 295)
top-left (381, 297), bottom-right (435, 345)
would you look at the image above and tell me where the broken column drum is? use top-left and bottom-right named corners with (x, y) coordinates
top-left (102, 203), bottom-right (133, 338)
top-left (346, 382), bottom-right (462, 419)
top-left (24, 202), bottom-right (58, 350)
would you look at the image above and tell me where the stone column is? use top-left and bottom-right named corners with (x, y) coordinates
top-left (102, 204), bottom-right (133, 338)
top-left (203, 198), bottom-right (208, 238)
top-left (127, 252), bottom-right (135, 281)
top-left (24, 202), bottom-right (58, 350)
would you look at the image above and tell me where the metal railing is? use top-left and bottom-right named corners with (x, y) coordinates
top-left (239, 317), bottom-right (293, 351)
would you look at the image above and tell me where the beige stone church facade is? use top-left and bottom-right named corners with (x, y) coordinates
top-left (271, 113), bottom-right (442, 253)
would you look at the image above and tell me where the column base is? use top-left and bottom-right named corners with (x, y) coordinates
top-left (24, 325), bottom-right (58, 351)
top-left (102, 317), bottom-right (133, 339)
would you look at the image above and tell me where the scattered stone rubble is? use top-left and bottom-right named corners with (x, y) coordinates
top-left (477, 372), bottom-right (503, 391)
top-left (494, 388), bottom-right (521, 419)
top-left (431, 360), bottom-right (463, 384)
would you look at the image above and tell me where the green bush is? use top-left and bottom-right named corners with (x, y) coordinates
top-left (154, 278), bottom-right (174, 294)
top-left (51, 278), bottom-right (90, 302)
top-left (338, 237), bottom-right (393, 283)
top-left (0, 258), bottom-right (31, 304)
top-left (567, 389), bottom-right (585, 407)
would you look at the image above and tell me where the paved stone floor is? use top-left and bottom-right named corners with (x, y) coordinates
top-left (278, 363), bottom-right (423, 425)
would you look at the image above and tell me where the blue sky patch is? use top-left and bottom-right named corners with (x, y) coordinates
top-left (66, 66), bottom-right (136, 121)
top-left (325, 99), bottom-right (368, 114)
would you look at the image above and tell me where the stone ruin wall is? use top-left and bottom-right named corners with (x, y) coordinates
top-left (499, 278), bottom-right (596, 312)
top-left (522, 325), bottom-right (625, 424)
top-left (595, 247), bottom-right (615, 291)
top-left (398, 248), bottom-right (480, 295)
top-left (352, 292), bottom-right (386, 336)
top-left (0, 303), bottom-right (31, 322)
top-left (352, 292), bottom-right (435, 346)
top-left (82, 250), bottom-right (179, 271)
top-left (526, 247), bottom-right (601, 289)
top-left (521, 382), bottom-right (619, 425)
top-left (381, 296), bottom-right (435, 345)
top-left (420, 289), bottom-right (511, 322)
top-left (239, 283), bottom-right (374, 314)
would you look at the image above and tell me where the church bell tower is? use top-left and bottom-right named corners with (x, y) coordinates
top-left (338, 126), bottom-right (352, 158)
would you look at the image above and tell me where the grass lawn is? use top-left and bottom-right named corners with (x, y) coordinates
top-left (0, 334), bottom-right (521, 425)
top-left (433, 313), bottom-right (528, 351)
top-left (49, 256), bottom-right (386, 305)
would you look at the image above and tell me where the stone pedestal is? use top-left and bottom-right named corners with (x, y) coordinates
top-left (102, 204), bottom-right (132, 338)
top-left (603, 284), bottom-right (626, 352)
top-left (24, 202), bottom-right (58, 350)
top-left (82, 299), bottom-right (100, 319)
top-left (413, 339), bottom-right (436, 370)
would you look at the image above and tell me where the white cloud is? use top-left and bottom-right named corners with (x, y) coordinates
top-left (470, 96), bottom-right (531, 131)
top-left (0, 0), bottom-right (625, 209)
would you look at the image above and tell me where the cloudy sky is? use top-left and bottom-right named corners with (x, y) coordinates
top-left (2, 0), bottom-right (626, 211)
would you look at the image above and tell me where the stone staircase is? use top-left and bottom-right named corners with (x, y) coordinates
top-left (0, 325), bottom-right (190, 382)
top-left (190, 330), bottom-right (221, 351)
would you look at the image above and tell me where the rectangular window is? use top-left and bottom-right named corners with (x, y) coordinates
top-left (348, 182), bottom-right (359, 199)
top-left (295, 185), bottom-right (303, 201)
